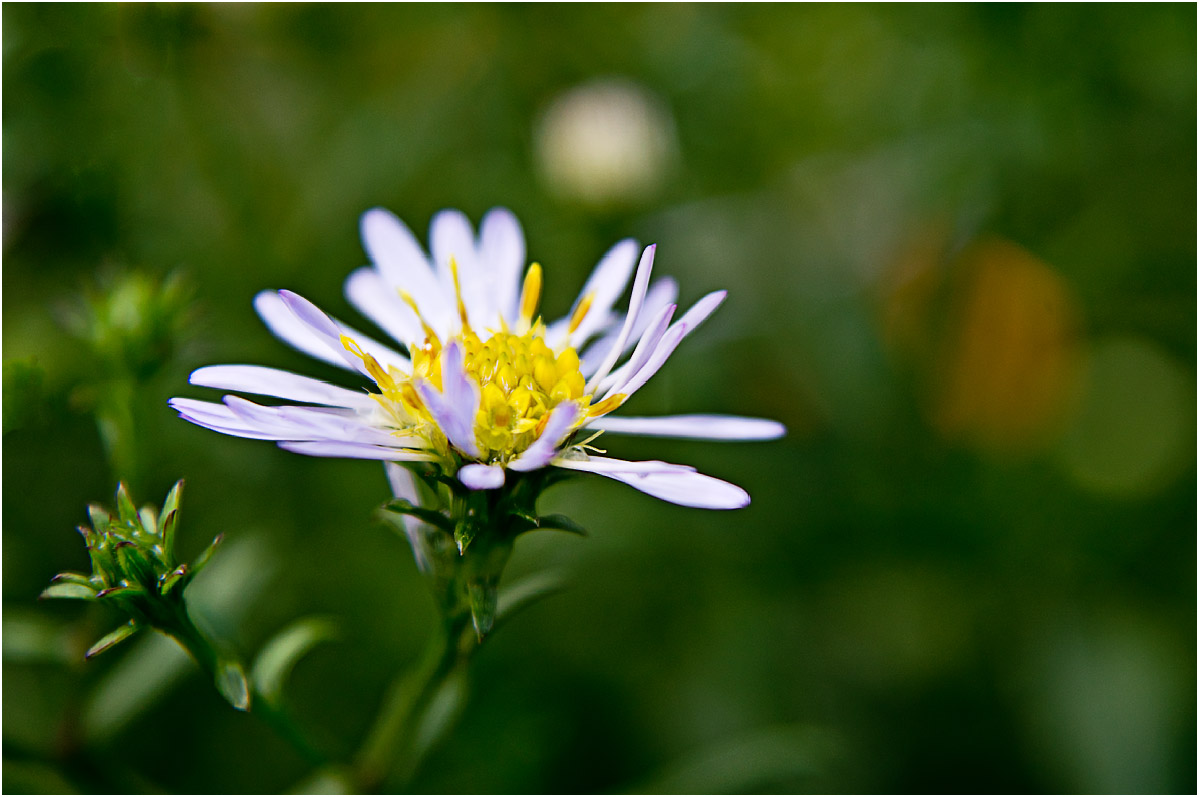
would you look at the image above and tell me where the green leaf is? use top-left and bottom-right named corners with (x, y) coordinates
top-left (494, 571), bottom-right (568, 630)
top-left (454, 520), bottom-right (477, 554)
top-left (215, 658), bottom-right (251, 711)
top-left (467, 578), bottom-right (499, 639)
top-left (530, 513), bottom-right (588, 536)
top-left (382, 499), bottom-right (454, 532)
top-left (160, 481), bottom-right (183, 560)
top-left (95, 585), bottom-right (145, 602)
top-left (250, 616), bottom-right (339, 706)
top-left (115, 483), bottom-right (138, 524)
top-left (137, 507), bottom-right (158, 538)
top-left (39, 582), bottom-right (97, 601)
top-left (188, 533), bottom-right (224, 578)
top-left (50, 572), bottom-right (96, 589)
top-left (86, 621), bottom-right (140, 659)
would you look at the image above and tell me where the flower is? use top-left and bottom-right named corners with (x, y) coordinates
top-left (170, 208), bottom-right (784, 509)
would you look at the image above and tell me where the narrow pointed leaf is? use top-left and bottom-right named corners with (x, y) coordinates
top-left (160, 481), bottom-right (184, 561)
top-left (454, 520), bottom-right (477, 554)
top-left (115, 544), bottom-right (157, 592)
top-left (494, 571), bottom-right (569, 630)
top-left (138, 507), bottom-right (158, 538)
top-left (161, 480), bottom-right (184, 519)
top-left (115, 484), bottom-right (138, 524)
top-left (160, 565), bottom-right (189, 596)
top-left (188, 533), bottom-right (224, 578)
top-left (86, 622), bottom-right (140, 659)
top-left (40, 582), bottom-right (97, 601)
top-left (250, 616), bottom-right (339, 706)
top-left (87, 504), bottom-right (112, 532)
top-left (382, 499), bottom-right (454, 532)
top-left (531, 513), bottom-right (588, 536)
top-left (468, 578), bottom-right (499, 639)
top-left (50, 572), bottom-right (95, 588)
top-left (160, 510), bottom-right (180, 565)
top-left (215, 658), bottom-right (251, 711)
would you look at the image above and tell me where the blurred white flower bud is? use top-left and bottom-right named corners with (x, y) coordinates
top-left (535, 79), bottom-right (678, 207)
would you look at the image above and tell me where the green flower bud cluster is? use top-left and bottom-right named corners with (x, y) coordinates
top-left (42, 481), bottom-right (248, 709)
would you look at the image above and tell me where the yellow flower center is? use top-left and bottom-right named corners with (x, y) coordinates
top-left (339, 260), bottom-right (625, 464)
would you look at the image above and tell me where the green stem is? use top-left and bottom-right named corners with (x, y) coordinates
top-left (353, 613), bottom-right (471, 792)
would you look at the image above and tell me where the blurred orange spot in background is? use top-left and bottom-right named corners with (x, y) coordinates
top-left (885, 233), bottom-right (1085, 455)
top-left (932, 237), bottom-right (1083, 453)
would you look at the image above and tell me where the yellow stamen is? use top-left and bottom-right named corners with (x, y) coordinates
top-left (567, 291), bottom-right (595, 336)
top-left (399, 290), bottom-right (442, 348)
top-left (449, 256), bottom-right (472, 334)
top-left (518, 263), bottom-right (542, 330)
top-left (587, 393), bottom-right (626, 418)
top-left (341, 335), bottom-right (395, 392)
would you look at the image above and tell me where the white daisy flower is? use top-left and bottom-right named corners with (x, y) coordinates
top-left (170, 207), bottom-right (784, 509)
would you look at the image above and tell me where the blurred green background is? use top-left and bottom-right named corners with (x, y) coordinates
top-left (3, 4), bottom-right (1195, 793)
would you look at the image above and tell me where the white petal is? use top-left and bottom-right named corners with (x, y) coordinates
top-left (585, 244), bottom-right (656, 392)
top-left (595, 468), bottom-right (751, 510)
top-left (277, 290), bottom-right (410, 375)
top-left (557, 238), bottom-right (639, 349)
top-left (222, 396), bottom-right (416, 448)
top-left (595, 302), bottom-right (676, 395)
top-left (550, 455), bottom-right (695, 475)
top-left (458, 463), bottom-right (506, 490)
top-left (386, 461), bottom-right (421, 504)
top-left (508, 402), bottom-right (583, 472)
top-left (279, 440), bottom-right (438, 461)
top-left (479, 207), bottom-right (526, 326)
top-left (605, 290), bottom-right (727, 401)
top-left (604, 322), bottom-right (686, 402)
top-left (580, 277), bottom-right (678, 376)
top-left (585, 414), bottom-right (787, 440)
top-left (254, 291), bottom-right (354, 370)
top-left (344, 267), bottom-right (424, 348)
top-left (171, 398), bottom-right (286, 440)
top-left (360, 208), bottom-right (454, 334)
top-left (414, 340), bottom-right (481, 458)
top-left (189, 365), bottom-right (375, 409)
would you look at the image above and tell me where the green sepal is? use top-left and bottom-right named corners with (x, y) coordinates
top-left (215, 658), bottom-right (251, 711)
top-left (115, 483), bottom-right (138, 525)
top-left (159, 564), bottom-right (189, 596)
top-left (188, 533), bottom-right (224, 578)
top-left (40, 582), bottom-right (97, 601)
top-left (250, 616), bottom-right (339, 707)
top-left (383, 499), bottom-right (454, 532)
top-left (85, 621), bottom-right (140, 659)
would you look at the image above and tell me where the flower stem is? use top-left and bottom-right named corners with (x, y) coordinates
top-left (353, 613), bottom-right (471, 792)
